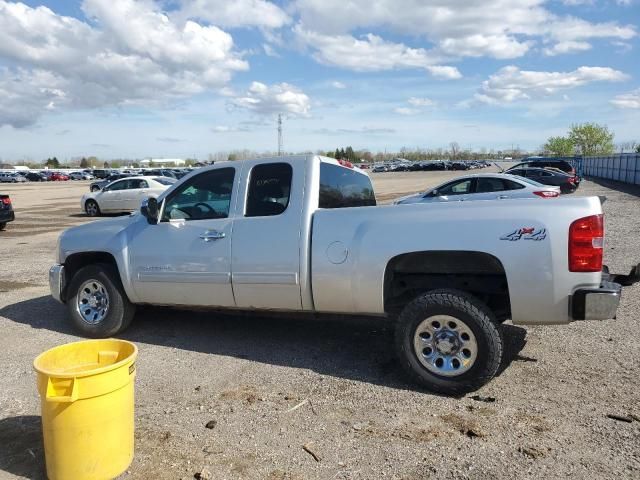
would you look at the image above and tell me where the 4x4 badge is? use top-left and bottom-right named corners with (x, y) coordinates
top-left (501, 228), bottom-right (547, 241)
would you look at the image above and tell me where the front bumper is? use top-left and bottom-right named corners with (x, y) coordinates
top-left (571, 264), bottom-right (640, 321)
top-left (0, 209), bottom-right (14, 223)
top-left (49, 264), bottom-right (66, 303)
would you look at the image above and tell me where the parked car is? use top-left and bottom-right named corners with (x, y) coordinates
top-left (49, 155), bottom-right (640, 395)
top-left (371, 164), bottom-right (387, 173)
top-left (69, 171), bottom-right (95, 180)
top-left (25, 172), bottom-right (49, 182)
top-left (81, 176), bottom-right (175, 216)
top-left (0, 172), bottom-right (27, 183)
top-left (508, 158), bottom-right (578, 181)
top-left (0, 194), bottom-right (14, 230)
top-left (507, 167), bottom-right (578, 193)
top-left (47, 172), bottom-right (69, 181)
top-left (91, 169), bottom-right (110, 179)
top-left (394, 174), bottom-right (561, 204)
top-left (143, 169), bottom-right (178, 179)
top-left (89, 173), bottom-right (131, 192)
top-left (450, 162), bottom-right (470, 170)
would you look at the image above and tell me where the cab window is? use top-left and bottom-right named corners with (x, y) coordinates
top-left (245, 163), bottom-right (293, 217)
top-left (161, 168), bottom-right (235, 221)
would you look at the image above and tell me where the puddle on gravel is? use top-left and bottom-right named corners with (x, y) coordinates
top-left (0, 280), bottom-right (40, 292)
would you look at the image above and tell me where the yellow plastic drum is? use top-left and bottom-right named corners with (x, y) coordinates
top-left (33, 339), bottom-right (137, 480)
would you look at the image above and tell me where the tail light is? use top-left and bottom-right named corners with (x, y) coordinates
top-left (533, 191), bottom-right (560, 198)
top-left (569, 214), bottom-right (604, 272)
top-left (338, 159), bottom-right (354, 169)
top-left (1, 197), bottom-right (10, 205)
top-left (568, 176), bottom-right (577, 184)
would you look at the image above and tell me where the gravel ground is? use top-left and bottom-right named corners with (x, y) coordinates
top-left (0, 173), bottom-right (639, 480)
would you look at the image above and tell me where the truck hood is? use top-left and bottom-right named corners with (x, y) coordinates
top-left (57, 214), bottom-right (138, 263)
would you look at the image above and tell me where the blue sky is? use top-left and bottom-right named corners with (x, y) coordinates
top-left (0, 0), bottom-right (639, 161)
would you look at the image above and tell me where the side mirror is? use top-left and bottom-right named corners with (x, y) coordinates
top-left (429, 189), bottom-right (439, 197)
top-left (141, 197), bottom-right (160, 224)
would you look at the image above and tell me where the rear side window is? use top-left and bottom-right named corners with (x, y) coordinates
top-left (502, 179), bottom-right (525, 190)
top-left (245, 163), bottom-right (293, 217)
top-left (319, 163), bottom-right (376, 208)
top-left (476, 177), bottom-right (508, 193)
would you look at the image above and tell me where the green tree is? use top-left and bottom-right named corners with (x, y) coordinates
top-left (345, 146), bottom-right (355, 162)
top-left (326, 150), bottom-right (335, 158)
top-left (568, 123), bottom-right (614, 156)
top-left (80, 157), bottom-right (89, 168)
top-left (334, 148), bottom-right (340, 159)
top-left (636, 144), bottom-right (640, 153)
top-left (544, 136), bottom-right (575, 156)
top-left (44, 157), bottom-right (60, 168)
top-left (103, 161), bottom-right (110, 168)
top-left (228, 153), bottom-right (238, 161)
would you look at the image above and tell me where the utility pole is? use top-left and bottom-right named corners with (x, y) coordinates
top-left (277, 114), bottom-right (283, 156)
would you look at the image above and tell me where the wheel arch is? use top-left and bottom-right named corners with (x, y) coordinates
top-left (383, 250), bottom-right (511, 321)
top-left (62, 251), bottom-right (124, 301)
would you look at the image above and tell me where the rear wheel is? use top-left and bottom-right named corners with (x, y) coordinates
top-left (85, 199), bottom-right (101, 216)
top-left (66, 264), bottom-right (135, 338)
top-left (395, 289), bottom-right (503, 395)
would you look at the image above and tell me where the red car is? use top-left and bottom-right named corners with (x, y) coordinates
top-left (48, 172), bottom-right (69, 181)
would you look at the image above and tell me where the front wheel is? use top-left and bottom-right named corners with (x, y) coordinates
top-left (0, 222), bottom-right (6, 231)
top-left (66, 264), bottom-right (135, 338)
top-left (395, 289), bottom-right (503, 395)
top-left (85, 199), bottom-right (101, 216)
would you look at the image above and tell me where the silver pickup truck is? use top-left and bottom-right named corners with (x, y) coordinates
top-left (50, 155), bottom-right (639, 394)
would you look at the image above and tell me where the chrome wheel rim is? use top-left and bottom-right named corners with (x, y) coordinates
top-left (76, 280), bottom-right (109, 324)
top-left (413, 315), bottom-right (478, 377)
top-left (86, 201), bottom-right (98, 216)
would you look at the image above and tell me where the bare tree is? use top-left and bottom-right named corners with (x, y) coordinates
top-left (449, 142), bottom-right (460, 160)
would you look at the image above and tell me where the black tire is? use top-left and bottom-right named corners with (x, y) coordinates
top-left (395, 289), bottom-right (503, 395)
top-left (85, 199), bottom-right (101, 216)
top-left (66, 264), bottom-right (135, 338)
top-left (0, 222), bottom-right (6, 231)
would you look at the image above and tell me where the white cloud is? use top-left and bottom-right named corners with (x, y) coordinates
top-left (263, 43), bottom-right (279, 57)
top-left (475, 65), bottom-right (628, 104)
top-left (543, 41), bottom-right (592, 56)
top-left (611, 89), bottom-right (640, 109)
top-left (0, 0), bottom-right (248, 128)
top-left (294, 25), bottom-right (460, 78)
top-left (394, 107), bottom-right (420, 115)
top-left (292, 0), bottom-right (636, 63)
top-left (331, 81), bottom-right (347, 89)
top-left (408, 97), bottom-right (435, 107)
top-left (177, 0), bottom-right (290, 28)
top-left (231, 82), bottom-right (311, 116)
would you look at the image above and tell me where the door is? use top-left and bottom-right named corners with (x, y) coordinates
top-left (434, 178), bottom-right (475, 202)
top-left (474, 177), bottom-right (525, 200)
top-left (121, 179), bottom-right (149, 211)
top-left (99, 179), bottom-right (129, 211)
top-left (230, 160), bottom-right (303, 310)
top-left (128, 167), bottom-right (237, 307)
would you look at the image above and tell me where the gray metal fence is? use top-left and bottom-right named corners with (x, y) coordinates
top-left (580, 154), bottom-right (640, 185)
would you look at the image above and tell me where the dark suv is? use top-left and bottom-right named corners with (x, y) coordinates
top-left (508, 158), bottom-right (576, 175)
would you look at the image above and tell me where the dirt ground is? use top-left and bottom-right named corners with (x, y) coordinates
top-left (0, 169), bottom-right (639, 480)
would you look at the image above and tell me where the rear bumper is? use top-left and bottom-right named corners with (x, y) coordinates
top-left (571, 264), bottom-right (640, 321)
top-left (49, 264), bottom-right (66, 303)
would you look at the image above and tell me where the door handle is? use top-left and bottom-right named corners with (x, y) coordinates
top-left (498, 195), bottom-right (509, 199)
top-left (200, 230), bottom-right (225, 242)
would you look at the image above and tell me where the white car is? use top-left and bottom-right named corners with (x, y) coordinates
top-left (0, 172), bottom-right (27, 183)
top-left (69, 171), bottom-right (95, 180)
top-left (81, 176), bottom-right (175, 216)
top-left (394, 173), bottom-right (561, 204)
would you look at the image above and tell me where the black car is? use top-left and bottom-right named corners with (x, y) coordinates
top-left (143, 169), bottom-right (177, 179)
top-left (92, 169), bottom-right (110, 179)
top-left (0, 194), bottom-right (15, 231)
top-left (25, 172), bottom-right (48, 182)
top-left (507, 167), bottom-right (577, 193)
top-left (450, 162), bottom-right (470, 170)
top-left (508, 158), bottom-right (576, 176)
top-left (89, 173), bottom-right (131, 192)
